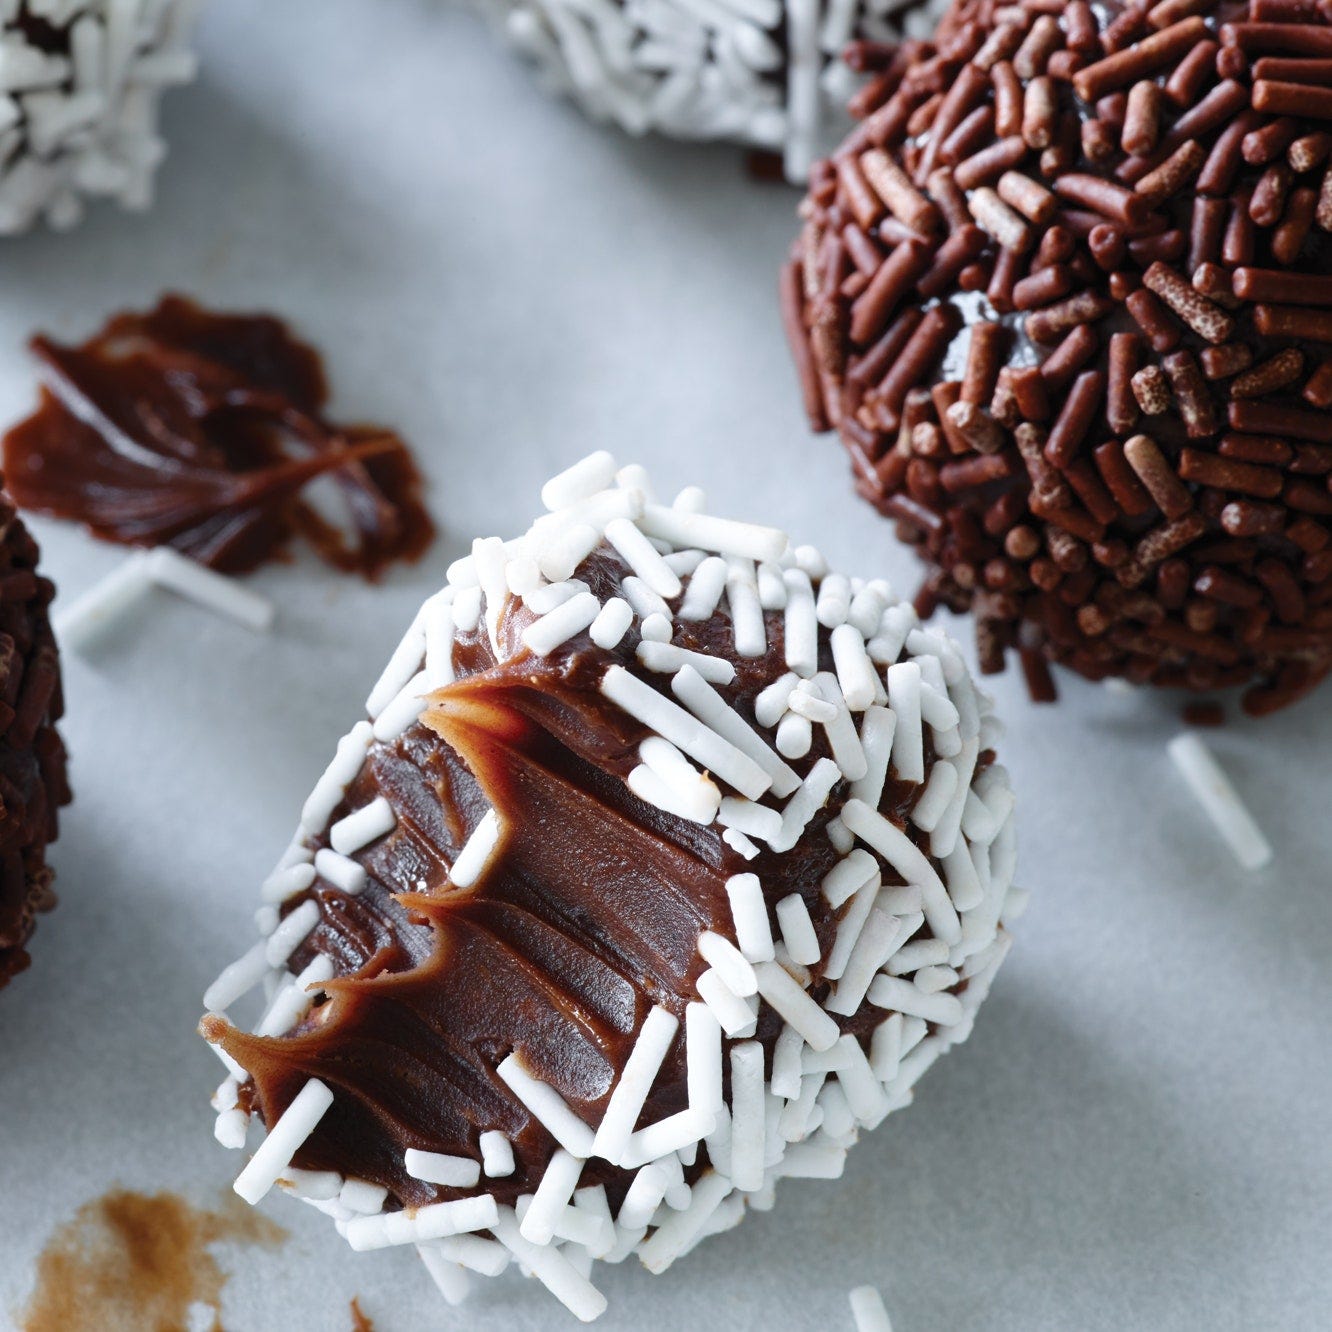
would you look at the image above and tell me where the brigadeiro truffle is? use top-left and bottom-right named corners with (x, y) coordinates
top-left (489, 0), bottom-right (951, 180)
top-left (0, 491), bottom-right (70, 988)
top-left (0, 0), bottom-right (199, 235)
top-left (783, 0), bottom-right (1332, 714)
top-left (200, 454), bottom-right (1021, 1321)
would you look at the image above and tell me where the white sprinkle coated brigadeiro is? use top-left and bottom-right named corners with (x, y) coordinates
top-left (0, 0), bottom-right (200, 236)
top-left (203, 454), bottom-right (1020, 1324)
top-left (484, 0), bottom-right (948, 183)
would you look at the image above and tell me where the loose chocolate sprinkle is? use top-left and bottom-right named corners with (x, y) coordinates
top-left (0, 496), bottom-right (69, 991)
top-left (2, 296), bottom-right (435, 579)
top-left (784, 0), bottom-right (1332, 715)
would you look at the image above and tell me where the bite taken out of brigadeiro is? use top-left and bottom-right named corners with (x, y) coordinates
top-left (0, 493), bottom-right (71, 989)
top-left (200, 454), bottom-right (1021, 1322)
top-left (783, 0), bottom-right (1332, 716)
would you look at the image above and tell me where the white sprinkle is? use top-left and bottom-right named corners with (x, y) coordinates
top-left (1167, 733), bottom-right (1273, 871)
top-left (480, 1130), bottom-right (516, 1178)
top-left (628, 760), bottom-right (720, 824)
top-left (870, 1013), bottom-right (905, 1083)
top-left (724, 873), bottom-right (774, 962)
top-left (850, 705), bottom-right (897, 810)
top-left (887, 935), bottom-right (946, 977)
top-left (756, 561), bottom-right (788, 610)
top-left (605, 517), bottom-right (682, 598)
top-left (569, 1186), bottom-right (616, 1256)
top-left (824, 873), bottom-right (881, 982)
top-left (911, 761), bottom-right (959, 833)
top-left (771, 757), bottom-right (841, 852)
top-left (601, 666), bottom-right (769, 799)
top-left (867, 974), bottom-right (965, 1026)
top-left (616, 463), bottom-right (656, 500)
top-left (233, 1078), bottom-right (334, 1205)
top-left (204, 939), bottom-right (270, 1013)
top-left (450, 809), bottom-right (501, 887)
top-left (346, 1194), bottom-right (500, 1250)
top-left (542, 451), bottom-right (618, 511)
top-left (722, 827), bottom-right (761, 859)
top-left (621, 1107), bottom-right (715, 1168)
top-left (831, 623), bottom-right (879, 711)
top-left (255, 955), bottom-right (333, 1037)
top-left (523, 578), bottom-right (588, 616)
top-left (640, 1170), bottom-right (734, 1274)
top-left (849, 1283), bottom-right (894, 1332)
top-left (678, 555), bottom-right (728, 620)
top-left (717, 797), bottom-right (784, 843)
top-left (639, 612), bottom-right (673, 642)
top-left (366, 612), bottom-right (426, 718)
top-left (537, 522), bottom-right (601, 585)
top-left (372, 670), bottom-right (430, 743)
top-left (329, 796), bottom-right (395, 856)
top-left (885, 661), bottom-right (924, 783)
top-left (429, 1232), bottom-right (511, 1276)
top-left (815, 572), bottom-right (851, 628)
top-left (404, 1148), bottom-right (482, 1189)
top-left (589, 596), bottom-right (634, 649)
top-left (775, 892), bottom-right (821, 966)
top-left (473, 536), bottom-right (510, 657)
top-left (697, 930), bottom-right (757, 996)
top-left (755, 671), bottom-right (799, 727)
top-left (788, 682), bottom-right (837, 725)
top-left (214, 1108), bottom-right (249, 1150)
top-left (848, 584), bottom-right (890, 638)
top-left (302, 723), bottom-right (375, 834)
top-left (264, 899), bottom-right (320, 969)
top-left (779, 1071), bottom-right (825, 1141)
top-left (686, 1002), bottom-right (724, 1116)
top-left (452, 585), bottom-right (482, 631)
top-left (662, 548), bottom-right (706, 577)
top-left (671, 666), bottom-right (800, 797)
top-left (812, 674), bottom-right (868, 781)
top-left (833, 1033), bottom-right (890, 1125)
top-left (617, 1163), bottom-right (671, 1230)
top-left (776, 710), bottom-right (813, 760)
top-left (313, 847), bottom-right (367, 896)
top-left (505, 556), bottom-right (543, 597)
top-left (696, 968), bottom-right (757, 1037)
top-left (726, 557), bottom-right (767, 658)
top-left (638, 503), bottom-right (786, 563)
top-left (340, 1178), bottom-right (389, 1214)
top-left (868, 603), bottom-right (916, 665)
top-left (416, 1246), bottom-right (471, 1306)
top-left (782, 568), bottom-right (819, 677)
top-left (620, 575), bottom-right (672, 622)
top-left (522, 591), bottom-right (601, 656)
top-left (753, 959), bottom-right (840, 1050)
top-left (259, 863), bottom-right (314, 905)
top-left (496, 1055), bottom-right (595, 1159)
top-left (146, 548), bottom-right (274, 632)
top-left (592, 1005), bottom-right (679, 1164)
top-left (842, 799), bottom-right (960, 945)
top-left (822, 847), bottom-right (878, 909)
top-left (492, 1207), bottom-right (608, 1322)
top-left (778, 1140), bottom-right (847, 1178)
top-left (916, 964), bottom-right (959, 993)
top-left (52, 551), bottom-right (153, 649)
top-left (520, 1147), bottom-right (585, 1245)
top-left (727, 1042), bottom-right (766, 1192)
top-left (673, 485), bottom-right (707, 513)
top-left (637, 639), bottom-right (735, 684)
top-left (826, 909), bottom-right (903, 1016)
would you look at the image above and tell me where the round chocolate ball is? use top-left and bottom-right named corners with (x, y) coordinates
top-left (784, 0), bottom-right (1332, 714)
top-left (201, 454), bottom-right (1019, 1320)
top-left (0, 492), bottom-right (70, 988)
top-left (490, 0), bottom-right (951, 180)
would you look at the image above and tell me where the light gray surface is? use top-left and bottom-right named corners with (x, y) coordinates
top-left (1, 3), bottom-right (1329, 1329)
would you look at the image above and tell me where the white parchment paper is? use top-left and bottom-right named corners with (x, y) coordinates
top-left (0, 3), bottom-right (1329, 1329)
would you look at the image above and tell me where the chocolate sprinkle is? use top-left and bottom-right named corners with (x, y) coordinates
top-left (784, 0), bottom-right (1332, 715)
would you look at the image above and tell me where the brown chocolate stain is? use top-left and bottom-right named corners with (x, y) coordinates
top-left (349, 1297), bottom-right (375, 1332)
top-left (17, 1189), bottom-right (284, 1332)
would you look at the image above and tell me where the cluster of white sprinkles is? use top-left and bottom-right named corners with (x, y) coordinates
top-left (0, 0), bottom-right (200, 235)
top-left (203, 452), bottom-right (1022, 1322)
top-left (482, 0), bottom-right (948, 181)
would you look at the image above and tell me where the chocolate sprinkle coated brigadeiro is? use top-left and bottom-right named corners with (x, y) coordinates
top-left (783, 0), bottom-right (1332, 715)
top-left (200, 454), bottom-right (1020, 1322)
top-left (0, 494), bottom-right (70, 989)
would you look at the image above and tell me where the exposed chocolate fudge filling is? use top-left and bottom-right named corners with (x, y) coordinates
top-left (2, 295), bottom-right (433, 579)
top-left (207, 551), bottom-right (936, 1209)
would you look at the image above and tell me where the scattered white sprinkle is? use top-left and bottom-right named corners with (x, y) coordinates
top-left (329, 796), bottom-right (395, 857)
top-left (589, 596), bottom-right (634, 649)
top-left (592, 1005), bottom-right (679, 1164)
top-left (849, 1284), bottom-right (894, 1332)
top-left (724, 873), bottom-right (775, 963)
top-left (605, 516), bottom-right (682, 599)
top-left (638, 639), bottom-right (735, 684)
top-left (638, 504), bottom-right (786, 564)
top-left (520, 1147), bottom-right (585, 1244)
top-left (685, 1002), bottom-right (723, 1116)
top-left (696, 968), bottom-right (757, 1037)
top-left (697, 930), bottom-right (758, 997)
top-left (145, 547), bottom-right (275, 632)
top-left (728, 1041), bottom-right (766, 1192)
top-left (1167, 733), bottom-right (1273, 871)
top-left (480, 1130), bottom-right (516, 1178)
top-left (775, 892), bottom-right (821, 966)
top-left (346, 1194), bottom-right (501, 1250)
top-left (522, 590), bottom-right (601, 656)
top-left (204, 938), bottom-right (270, 1014)
top-left (417, 1244), bottom-right (472, 1306)
top-left (313, 847), bottom-right (367, 896)
top-left (492, 1207), bottom-right (609, 1321)
top-left (542, 451), bottom-right (619, 511)
top-left (753, 959), bottom-right (839, 1051)
top-left (50, 552), bottom-right (151, 649)
top-left (264, 899), bottom-right (320, 970)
